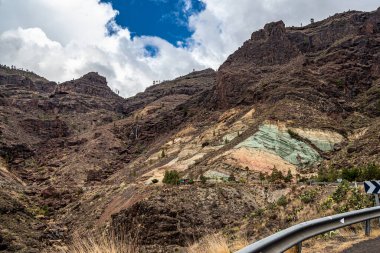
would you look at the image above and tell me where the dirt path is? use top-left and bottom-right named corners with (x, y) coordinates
top-left (341, 237), bottom-right (380, 253)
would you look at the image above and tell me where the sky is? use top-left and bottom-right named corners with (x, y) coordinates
top-left (0, 0), bottom-right (379, 97)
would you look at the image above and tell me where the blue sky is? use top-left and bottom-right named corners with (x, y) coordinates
top-left (101, 0), bottom-right (205, 46)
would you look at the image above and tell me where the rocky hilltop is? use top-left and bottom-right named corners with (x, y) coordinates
top-left (0, 7), bottom-right (379, 253)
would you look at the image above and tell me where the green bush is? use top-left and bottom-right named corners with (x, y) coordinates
top-left (162, 170), bottom-right (180, 185)
top-left (299, 189), bottom-right (317, 204)
top-left (259, 172), bottom-right (267, 181)
top-left (320, 181), bottom-right (372, 213)
top-left (251, 208), bottom-right (265, 218)
top-left (332, 181), bottom-right (350, 203)
top-left (228, 173), bottom-right (236, 182)
top-left (200, 175), bottom-right (207, 184)
top-left (317, 167), bottom-right (339, 182)
top-left (268, 168), bottom-right (285, 182)
top-left (321, 197), bottom-right (334, 211)
top-left (277, 195), bottom-right (288, 207)
top-left (285, 169), bottom-right (293, 183)
top-left (341, 167), bottom-right (360, 182)
top-left (319, 164), bottom-right (380, 182)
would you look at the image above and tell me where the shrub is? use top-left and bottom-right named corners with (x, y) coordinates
top-left (321, 197), bottom-right (334, 211)
top-left (151, 179), bottom-right (159, 184)
top-left (285, 169), bottom-right (293, 183)
top-left (360, 163), bottom-right (380, 181)
top-left (268, 168), bottom-right (285, 182)
top-left (341, 167), bottom-right (360, 181)
top-left (228, 173), bottom-right (236, 182)
top-left (299, 189), bottom-right (317, 204)
top-left (317, 167), bottom-right (339, 182)
top-left (336, 79), bottom-right (344, 87)
top-left (320, 181), bottom-right (372, 213)
top-left (259, 172), bottom-right (266, 181)
top-left (200, 175), bottom-right (208, 184)
top-left (251, 208), bottom-right (265, 218)
top-left (318, 164), bottom-right (380, 182)
top-left (162, 170), bottom-right (180, 185)
top-left (277, 195), bottom-right (288, 207)
top-left (31, 205), bottom-right (50, 217)
top-left (332, 181), bottom-right (350, 203)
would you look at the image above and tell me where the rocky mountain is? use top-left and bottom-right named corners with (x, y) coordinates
top-left (0, 7), bottom-right (379, 253)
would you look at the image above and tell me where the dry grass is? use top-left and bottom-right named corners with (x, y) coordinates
top-left (230, 236), bottom-right (249, 252)
top-left (61, 233), bottom-right (139, 253)
top-left (187, 233), bottom-right (248, 253)
top-left (303, 227), bottom-right (380, 253)
top-left (187, 234), bottom-right (230, 253)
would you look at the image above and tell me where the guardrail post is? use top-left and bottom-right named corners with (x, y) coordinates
top-left (297, 242), bottom-right (302, 253)
top-left (365, 219), bottom-right (371, 236)
top-left (375, 194), bottom-right (380, 225)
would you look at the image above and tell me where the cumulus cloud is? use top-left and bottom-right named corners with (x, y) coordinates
top-left (0, 0), bottom-right (379, 97)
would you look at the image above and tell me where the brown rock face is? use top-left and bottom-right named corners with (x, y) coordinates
top-left (21, 118), bottom-right (69, 140)
top-left (214, 9), bottom-right (380, 109)
top-left (112, 185), bottom-right (259, 250)
top-left (58, 72), bottom-right (119, 99)
top-left (223, 21), bottom-right (301, 68)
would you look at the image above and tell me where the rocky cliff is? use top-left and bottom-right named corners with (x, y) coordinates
top-left (0, 7), bottom-right (379, 253)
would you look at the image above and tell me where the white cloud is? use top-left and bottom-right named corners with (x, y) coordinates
top-left (0, 0), bottom-right (379, 97)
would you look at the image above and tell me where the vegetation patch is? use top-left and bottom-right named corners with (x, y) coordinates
top-left (162, 170), bottom-right (180, 185)
top-left (318, 163), bottom-right (380, 182)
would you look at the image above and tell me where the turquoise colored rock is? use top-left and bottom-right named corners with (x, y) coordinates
top-left (236, 124), bottom-right (321, 167)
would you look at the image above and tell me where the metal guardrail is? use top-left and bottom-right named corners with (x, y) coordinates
top-left (236, 206), bottom-right (380, 253)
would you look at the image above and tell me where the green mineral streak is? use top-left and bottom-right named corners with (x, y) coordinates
top-left (236, 124), bottom-right (321, 166)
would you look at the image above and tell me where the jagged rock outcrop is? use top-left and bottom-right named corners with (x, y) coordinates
top-left (215, 8), bottom-right (380, 108)
top-left (57, 72), bottom-right (120, 99)
top-left (122, 68), bottom-right (215, 115)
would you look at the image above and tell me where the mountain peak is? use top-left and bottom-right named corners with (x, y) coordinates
top-left (80, 72), bottom-right (107, 86)
top-left (57, 72), bottom-right (120, 99)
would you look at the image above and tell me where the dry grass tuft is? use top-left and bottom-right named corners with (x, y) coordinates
top-left (230, 236), bottom-right (249, 252)
top-left (61, 233), bottom-right (139, 253)
top-left (187, 233), bottom-right (249, 253)
top-left (187, 234), bottom-right (232, 253)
